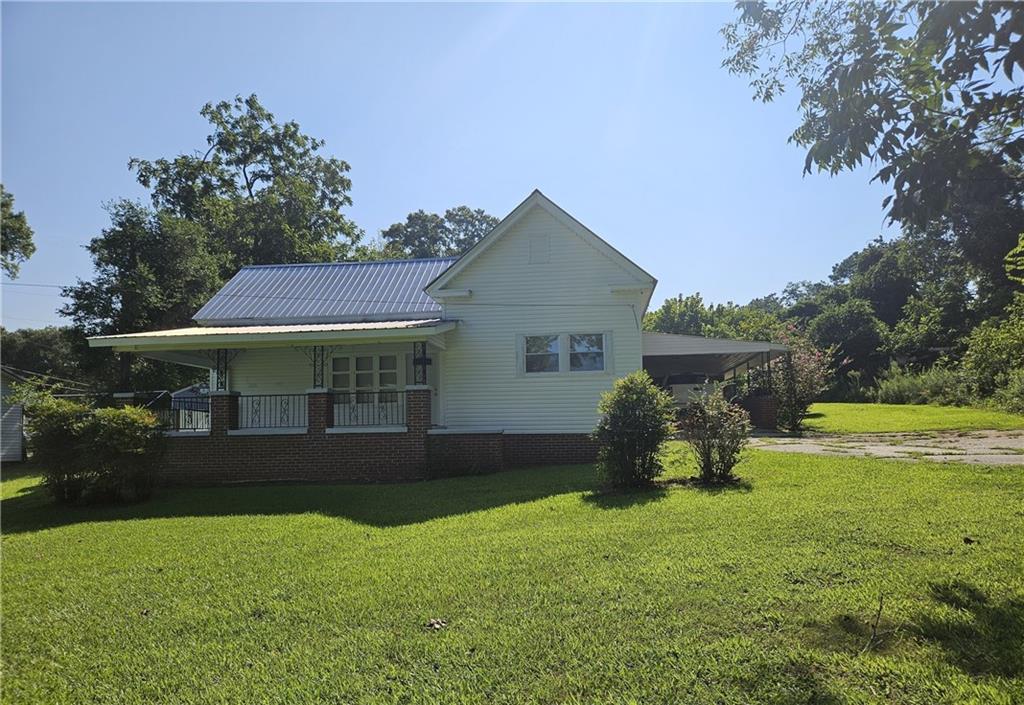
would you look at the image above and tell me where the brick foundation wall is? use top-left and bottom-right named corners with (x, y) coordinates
top-left (426, 433), bottom-right (505, 477)
top-left (158, 387), bottom-right (431, 485)
top-left (156, 386), bottom-right (598, 485)
top-left (502, 433), bottom-right (598, 468)
top-left (161, 431), bottom-right (429, 484)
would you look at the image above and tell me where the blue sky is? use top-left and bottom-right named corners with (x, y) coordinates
top-left (1, 2), bottom-right (893, 329)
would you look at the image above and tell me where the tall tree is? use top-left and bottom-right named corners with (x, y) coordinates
top-left (643, 293), bottom-right (713, 336)
top-left (62, 201), bottom-right (223, 336)
top-left (723, 2), bottom-right (1024, 306)
top-left (60, 200), bottom-right (224, 390)
top-left (130, 94), bottom-right (362, 273)
top-left (380, 206), bottom-right (498, 258)
top-left (1, 185), bottom-right (36, 278)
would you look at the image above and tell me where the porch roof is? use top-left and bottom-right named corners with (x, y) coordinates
top-left (88, 319), bottom-right (456, 352)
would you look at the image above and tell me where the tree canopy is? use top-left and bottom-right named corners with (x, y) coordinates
top-left (1, 185), bottom-right (36, 279)
top-left (379, 206), bottom-right (498, 258)
top-left (129, 94), bottom-right (362, 272)
top-left (723, 2), bottom-right (1024, 306)
top-left (723, 1), bottom-right (1024, 225)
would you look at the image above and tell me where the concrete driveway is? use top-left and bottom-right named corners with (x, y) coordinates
top-left (751, 430), bottom-right (1024, 465)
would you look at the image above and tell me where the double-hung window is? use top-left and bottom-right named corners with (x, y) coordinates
top-left (524, 335), bottom-right (560, 373)
top-left (569, 334), bottom-right (604, 372)
top-left (522, 333), bottom-right (606, 374)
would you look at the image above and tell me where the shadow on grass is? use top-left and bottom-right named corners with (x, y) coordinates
top-left (802, 610), bottom-right (901, 656)
top-left (914, 580), bottom-right (1024, 678)
top-left (581, 485), bottom-right (669, 510)
top-left (1, 463), bottom-right (602, 534)
top-left (663, 476), bottom-right (754, 494)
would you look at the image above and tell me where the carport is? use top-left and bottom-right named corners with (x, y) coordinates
top-left (641, 332), bottom-right (789, 427)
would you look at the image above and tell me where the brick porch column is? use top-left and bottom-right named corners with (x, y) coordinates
top-left (405, 385), bottom-right (432, 432)
top-left (405, 385), bottom-right (432, 474)
top-left (209, 391), bottom-right (239, 436)
top-left (307, 388), bottom-right (333, 434)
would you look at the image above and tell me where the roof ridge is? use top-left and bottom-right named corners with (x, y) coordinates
top-left (240, 256), bottom-right (459, 270)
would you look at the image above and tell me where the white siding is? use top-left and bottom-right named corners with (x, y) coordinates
top-left (1, 403), bottom-right (24, 462)
top-left (439, 204), bottom-right (648, 433)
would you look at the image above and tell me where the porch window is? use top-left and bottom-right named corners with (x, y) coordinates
top-left (355, 355), bottom-right (375, 402)
top-left (570, 334), bottom-right (605, 372)
top-left (378, 355), bottom-right (398, 401)
top-left (331, 357), bottom-right (350, 390)
top-left (525, 335), bottom-right (560, 373)
top-left (332, 354), bottom-right (403, 401)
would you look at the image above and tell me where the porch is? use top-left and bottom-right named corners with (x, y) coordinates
top-left (91, 320), bottom-right (453, 433)
top-left (88, 321), bottom-right (460, 482)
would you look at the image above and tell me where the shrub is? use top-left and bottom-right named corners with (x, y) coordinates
top-left (872, 362), bottom-right (975, 406)
top-left (593, 371), bottom-right (676, 488)
top-left (77, 406), bottom-right (164, 502)
top-left (682, 383), bottom-right (751, 484)
top-left (23, 390), bottom-right (165, 504)
top-left (774, 327), bottom-right (831, 434)
top-left (992, 368), bottom-right (1024, 415)
top-left (962, 293), bottom-right (1024, 397)
top-left (26, 394), bottom-right (92, 503)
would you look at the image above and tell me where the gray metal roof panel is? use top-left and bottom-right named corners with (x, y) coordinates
top-left (193, 257), bottom-right (457, 325)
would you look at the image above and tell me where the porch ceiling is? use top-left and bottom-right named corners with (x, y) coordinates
top-left (87, 319), bottom-right (456, 353)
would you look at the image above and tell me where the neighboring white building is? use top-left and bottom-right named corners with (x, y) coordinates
top-left (1, 368), bottom-right (25, 463)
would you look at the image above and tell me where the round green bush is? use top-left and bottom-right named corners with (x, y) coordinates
top-left (593, 371), bottom-right (676, 488)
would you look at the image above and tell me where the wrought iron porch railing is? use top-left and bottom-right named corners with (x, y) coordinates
top-left (152, 395), bottom-right (211, 432)
top-left (331, 391), bottom-right (406, 427)
top-left (238, 394), bottom-right (308, 429)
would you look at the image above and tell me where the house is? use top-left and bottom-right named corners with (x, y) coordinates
top-left (89, 190), bottom-right (786, 483)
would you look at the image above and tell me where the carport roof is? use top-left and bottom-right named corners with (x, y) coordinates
top-left (641, 332), bottom-right (789, 378)
top-left (642, 332), bottom-right (788, 357)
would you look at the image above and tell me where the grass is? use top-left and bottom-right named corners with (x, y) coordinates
top-left (2, 445), bottom-right (1023, 704)
top-left (805, 402), bottom-right (1024, 434)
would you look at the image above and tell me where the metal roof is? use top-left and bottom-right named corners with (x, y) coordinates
top-left (192, 257), bottom-right (457, 325)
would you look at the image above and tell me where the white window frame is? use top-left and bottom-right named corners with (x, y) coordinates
top-left (568, 333), bottom-right (606, 373)
top-left (522, 333), bottom-right (562, 375)
top-left (331, 353), bottom-right (405, 397)
top-left (517, 333), bottom-right (610, 376)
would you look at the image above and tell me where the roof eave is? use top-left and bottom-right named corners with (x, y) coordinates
top-left (88, 321), bottom-right (457, 352)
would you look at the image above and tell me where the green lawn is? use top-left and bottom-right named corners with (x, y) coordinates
top-left (805, 402), bottom-right (1024, 434)
top-left (2, 446), bottom-right (1022, 704)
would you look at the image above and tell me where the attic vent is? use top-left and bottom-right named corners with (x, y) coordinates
top-left (529, 234), bottom-right (550, 264)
